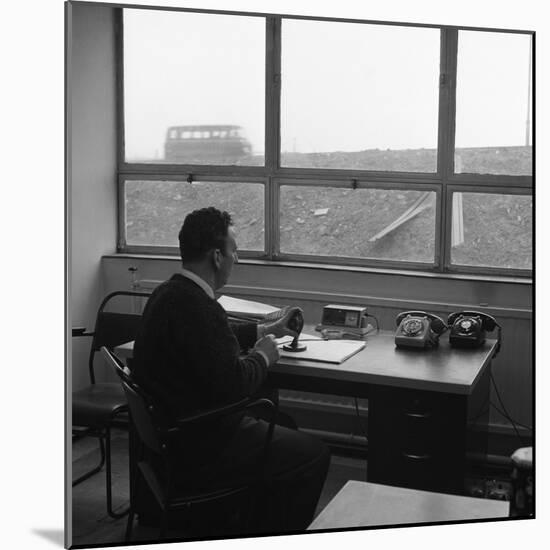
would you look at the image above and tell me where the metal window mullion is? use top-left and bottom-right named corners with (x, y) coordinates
top-left (265, 17), bottom-right (281, 259)
top-left (265, 16), bottom-right (281, 173)
top-left (274, 253), bottom-right (438, 272)
top-left (118, 163), bottom-right (269, 178)
top-left (274, 177), bottom-right (440, 192)
top-left (269, 177), bottom-right (280, 259)
top-left (448, 173), bottom-right (532, 188)
top-left (120, 173), bottom-right (265, 184)
top-left (437, 27), bottom-right (458, 272)
top-left (446, 183), bottom-right (532, 196)
top-left (275, 167), bottom-right (442, 183)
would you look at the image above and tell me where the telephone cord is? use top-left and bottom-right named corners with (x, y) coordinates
top-left (490, 373), bottom-right (531, 446)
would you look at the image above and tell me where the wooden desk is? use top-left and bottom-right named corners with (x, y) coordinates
top-left (308, 481), bottom-right (509, 530)
top-left (273, 327), bottom-right (495, 394)
top-left (116, 331), bottom-right (496, 494)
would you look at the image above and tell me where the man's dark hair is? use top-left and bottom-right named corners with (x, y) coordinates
top-left (179, 207), bottom-right (233, 263)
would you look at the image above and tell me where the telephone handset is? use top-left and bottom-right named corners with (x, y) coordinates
top-left (447, 310), bottom-right (501, 355)
top-left (395, 311), bottom-right (447, 349)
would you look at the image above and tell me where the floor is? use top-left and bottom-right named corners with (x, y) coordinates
top-left (70, 427), bottom-right (520, 548)
top-left (70, 428), bottom-right (367, 548)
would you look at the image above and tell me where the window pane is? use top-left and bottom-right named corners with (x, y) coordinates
top-left (455, 31), bottom-right (532, 176)
top-left (123, 10), bottom-right (264, 165)
top-left (280, 186), bottom-right (436, 262)
top-left (450, 193), bottom-right (532, 269)
top-left (125, 181), bottom-right (265, 250)
top-left (281, 21), bottom-right (440, 171)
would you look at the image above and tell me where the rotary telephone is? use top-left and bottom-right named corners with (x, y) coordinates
top-left (395, 311), bottom-right (447, 349)
top-left (447, 311), bottom-right (501, 355)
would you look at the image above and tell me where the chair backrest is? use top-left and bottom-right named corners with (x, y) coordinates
top-left (101, 346), bottom-right (163, 455)
top-left (88, 291), bottom-right (150, 384)
top-left (120, 379), bottom-right (164, 456)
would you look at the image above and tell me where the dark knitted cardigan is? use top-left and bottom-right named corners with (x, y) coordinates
top-left (132, 273), bottom-right (268, 453)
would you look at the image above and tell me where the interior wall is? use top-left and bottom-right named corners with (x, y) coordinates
top-left (68, 3), bottom-right (118, 391)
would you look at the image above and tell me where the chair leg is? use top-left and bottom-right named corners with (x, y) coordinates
top-left (105, 426), bottom-right (130, 519)
top-left (72, 436), bottom-right (106, 486)
top-left (125, 507), bottom-right (136, 541)
top-left (125, 450), bottom-right (140, 541)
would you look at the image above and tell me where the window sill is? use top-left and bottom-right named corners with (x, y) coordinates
top-left (105, 253), bottom-right (532, 285)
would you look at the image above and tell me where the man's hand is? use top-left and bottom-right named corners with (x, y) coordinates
top-left (253, 334), bottom-right (280, 367)
top-left (259, 307), bottom-right (304, 340)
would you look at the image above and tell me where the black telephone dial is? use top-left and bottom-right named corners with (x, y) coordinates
top-left (395, 311), bottom-right (447, 349)
top-left (447, 311), bottom-right (501, 355)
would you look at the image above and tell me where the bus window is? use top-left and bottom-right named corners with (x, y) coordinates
top-left (164, 125), bottom-right (252, 163)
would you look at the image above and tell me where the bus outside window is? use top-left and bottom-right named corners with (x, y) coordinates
top-left (164, 124), bottom-right (252, 164)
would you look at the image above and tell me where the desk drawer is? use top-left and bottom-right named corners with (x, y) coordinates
top-left (369, 442), bottom-right (464, 494)
top-left (367, 386), bottom-right (468, 493)
top-left (385, 452), bottom-right (461, 493)
top-left (370, 387), bottom-right (466, 443)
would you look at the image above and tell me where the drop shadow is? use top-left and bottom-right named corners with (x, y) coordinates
top-left (32, 528), bottom-right (65, 547)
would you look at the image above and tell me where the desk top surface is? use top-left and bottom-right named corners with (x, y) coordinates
top-left (272, 328), bottom-right (496, 395)
top-left (308, 480), bottom-right (509, 530)
top-left (115, 329), bottom-right (495, 395)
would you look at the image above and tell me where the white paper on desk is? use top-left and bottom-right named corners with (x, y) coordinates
top-left (275, 332), bottom-right (322, 346)
top-left (217, 294), bottom-right (280, 318)
top-left (278, 335), bottom-right (366, 364)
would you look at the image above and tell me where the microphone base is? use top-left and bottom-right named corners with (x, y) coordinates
top-left (282, 343), bottom-right (307, 352)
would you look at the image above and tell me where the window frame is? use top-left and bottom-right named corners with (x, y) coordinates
top-left (115, 7), bottom-right (533, 278)
top-left (119, 173), bottom-right (270, 257)
top-left (273, 178), bottom-right (442, 271)
top-left (444, 184), bottom-right (532, 276)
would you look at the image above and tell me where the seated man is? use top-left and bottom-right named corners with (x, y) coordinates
top-left (132, 206), bottom-right (330, 533)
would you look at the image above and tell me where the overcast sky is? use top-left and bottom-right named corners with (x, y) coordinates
top-left (123, 8), bottom-right (532, 160)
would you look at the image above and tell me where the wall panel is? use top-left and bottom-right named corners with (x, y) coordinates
top-left (68, 4), bottom-right (118, 391)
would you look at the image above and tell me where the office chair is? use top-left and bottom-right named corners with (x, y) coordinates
top-left (101, 347), bottom-right (277, 541)
top-left (72, 290), bottom-right (150, 518)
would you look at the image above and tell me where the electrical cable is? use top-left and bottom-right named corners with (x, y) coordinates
top-left (490, 403), bottom-right (525, 446)
top-left (490, 402), bottom-right (531, 432)
top-left (493, 325), bottom-right (502, 358)
top-left (468, 394), bottom-right (491, 425)
top-left (365, 314), bottom-right (380, 333)
top-left (490, 401), bottom-right (533, 432)
top-left (490, 373), bottom-right (530, 446)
